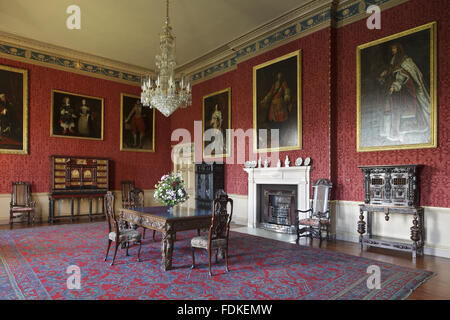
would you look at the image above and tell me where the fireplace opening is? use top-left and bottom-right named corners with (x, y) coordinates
top-left (258, 185), bottom-right (297, 234)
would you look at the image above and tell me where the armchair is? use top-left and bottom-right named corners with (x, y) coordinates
top-left (295, 179), bottom-right (332, 244)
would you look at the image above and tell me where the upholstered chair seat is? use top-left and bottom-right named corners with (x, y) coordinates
top-left (298, 218), bottom-right (330, 227)
top-left (11, 206), bottom-right (34, 212)
top-left (191, 236), bottom-right (227, 249)
top-left (109, 229), bottom-right (142, 243)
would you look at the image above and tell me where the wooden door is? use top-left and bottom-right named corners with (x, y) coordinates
top-left (172, 143), bottom-right (196, 209)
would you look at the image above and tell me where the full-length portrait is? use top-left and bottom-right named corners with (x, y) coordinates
top-left (253, 50), bottom-right (301, 152)
top-left (51, 90), bottom-right (104, 140)
top-left (357, 22), bottom-right (437, 152)
top-left (121, 93), bottom-right (155, 152)
top-left (202, 87), bottom-right (231, 158)
top-left (0, 64), bottom-right (28, 154)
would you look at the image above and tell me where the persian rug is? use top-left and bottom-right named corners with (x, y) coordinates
top-left (0, 222), bottom-right (434, 300)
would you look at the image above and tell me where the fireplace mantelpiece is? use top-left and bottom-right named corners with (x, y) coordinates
top-left (244, 166), bottom-right (311, 229)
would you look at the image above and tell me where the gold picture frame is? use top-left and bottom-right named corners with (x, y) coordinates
top-left (120, 93), bottom-right (155, 152)
top-left (0, 64), bottom-right (28, 154)
top-left (253, 50), bottom-right (302, 153)
top-left (357, 22), bottom-right (437, 152)
top-left (51, 89), bottom-right (104, 140)
top-left (202, 87), bottom-right (231, 159)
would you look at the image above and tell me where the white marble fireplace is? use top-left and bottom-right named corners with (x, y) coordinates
top-left (243, 166), bottom-right (311, 230)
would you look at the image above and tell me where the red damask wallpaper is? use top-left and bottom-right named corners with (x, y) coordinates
top-left (170, 28), bottom-right (332, 196)
top-left (334, 0), bottom-right (449, 207)
top-left (0, 58), bottom-right (172, 193)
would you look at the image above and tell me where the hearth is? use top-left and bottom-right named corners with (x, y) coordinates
top-left (258, 184), bottom-right (297, 234)
top-left (243, 166), bottom-right (311, 231)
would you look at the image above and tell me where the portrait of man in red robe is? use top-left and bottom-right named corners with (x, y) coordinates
top-left (254, 51), bottom-right (300, 151)
top-left (358, 23), bottom-right (436, 151)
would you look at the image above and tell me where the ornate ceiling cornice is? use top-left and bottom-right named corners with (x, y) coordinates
top-left (181, 0), bottom-right (412, 85)
top-left (0, 30), bottom-right (153, 85)
top-left (0, 0), bottom-right (410, 86)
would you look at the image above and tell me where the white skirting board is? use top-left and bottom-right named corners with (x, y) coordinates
top-left (0, 190), bottom-right (158, 225)
top-left (228, 194), bottom-right (450, 259)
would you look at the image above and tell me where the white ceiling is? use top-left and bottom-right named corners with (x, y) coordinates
top-left (0, 0), bottom-right (311, 70)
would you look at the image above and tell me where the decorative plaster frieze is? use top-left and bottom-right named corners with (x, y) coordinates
top-left (0, 30), bottom-right (152, 85)
top-left (182, 0), bottom-right (412, 84)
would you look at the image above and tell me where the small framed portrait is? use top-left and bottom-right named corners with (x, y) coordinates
top-left (202, 87), bottom-right (231, 158)
top-left (51, 90), bottom-right (104, 140)
top-left (120, 93), bottom-right (155, 152)
top-left (0, 64), bottom-right (28, 154)
top-left (253, 50), bottom-right (302, 153)
top-left (357, 22), bottom-right (437, 152)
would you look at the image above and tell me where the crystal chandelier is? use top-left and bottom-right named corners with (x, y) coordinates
top-left (141, 0), bottom-right (191, 117)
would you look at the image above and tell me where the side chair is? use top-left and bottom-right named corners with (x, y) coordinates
top-left (104, 191), bottom-right (142, 266)
top-left (9, 181), bottom-right (36, 229)
top-left (190, 189), bottom-right (233, 276)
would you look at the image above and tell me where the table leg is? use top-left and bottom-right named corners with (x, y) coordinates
top-left (357, 208), bottom-right (366, 252)
top-left (161, 231), bottom-right (174, 271)
top-left (48, 198), bottom-right (54, 224)
top-left (89, 198), bottom-right (93, 222)
top-left (367, 210), bottom-right (372, 238)
top-left (411, 212), bottom-right (420, 260)
top-left (419, 209), bottom-right (425, 256)
top-left (70, 198), bottom-right (74, 223)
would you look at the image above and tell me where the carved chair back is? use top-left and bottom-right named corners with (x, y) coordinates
top-left (209, 190), bottom-right (233, 243)
top-left (120, 180), bottom-right (134, 205)
top-left (11, 181), bottom-right (32, 207)
top-left (311, 179), bottom-right (333, 218)
top-left (130, 188), bottom-right (144, 208)
top-left (104, 191), bottom-right (119, 235)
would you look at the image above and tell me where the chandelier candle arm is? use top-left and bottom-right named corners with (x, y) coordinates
top-left (140, 0), bottom-right (192, 117)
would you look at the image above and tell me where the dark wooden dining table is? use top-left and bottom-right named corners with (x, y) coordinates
top-left (119, 206), bottom-right (212, 271)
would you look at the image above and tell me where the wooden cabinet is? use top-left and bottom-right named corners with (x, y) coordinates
top-left (195, 162), bottom-right (224, 210)
top-left (49, 155), bottom-right (110, 223)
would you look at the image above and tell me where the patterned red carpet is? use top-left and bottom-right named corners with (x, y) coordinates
top-left (0, 222), bottom-right (434, 300)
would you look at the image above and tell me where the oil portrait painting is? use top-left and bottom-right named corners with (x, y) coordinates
top-left (253, 50), bottom-right (301, 153)
top-left (121, 93), bottom-right (155, 152)
top-left (357, 22), bottom-right (437, 152)
top-left (202, 87), bottom-right (231, 158)
top-left (51, 90), bottom-right (104, 140)
top-left (0, 64), bottom-right (28, 154)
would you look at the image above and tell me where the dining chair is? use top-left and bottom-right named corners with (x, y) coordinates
top-left (9, 181), bottom-right (36, 229)
top-left (190, 189), bottom-right (233, 276)
top-left (104, 191), bottom-right (142, 266)
top-left (130, 187), bottom-right (155, 241)
top-left (120, 180), bottom-right (135, 208)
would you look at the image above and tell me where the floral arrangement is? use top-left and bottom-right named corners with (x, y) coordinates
top-left (153, 172), bottom-right (189, 207)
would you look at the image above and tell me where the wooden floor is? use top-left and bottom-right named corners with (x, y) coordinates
top-left (2, 219), bottom-right (450, 300)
